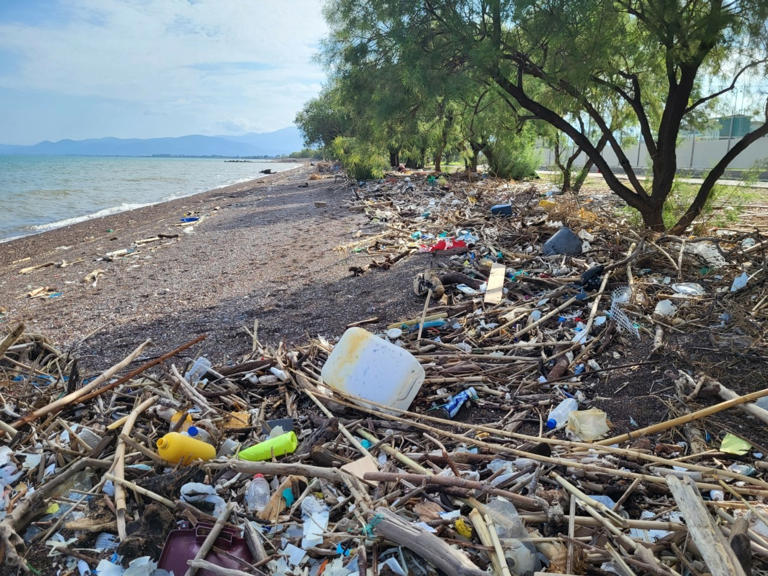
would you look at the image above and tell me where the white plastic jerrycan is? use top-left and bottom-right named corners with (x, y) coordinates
top-left (321, 327), bottom-right (425, 413)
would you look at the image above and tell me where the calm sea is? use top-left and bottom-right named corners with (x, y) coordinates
top-left (0, 156), bottom-right (298, 242)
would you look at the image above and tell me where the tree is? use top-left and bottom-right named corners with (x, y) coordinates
top-left (325, 0), bottom-right (768, 232)
top-left (295, 86), bottom-right (350, 154)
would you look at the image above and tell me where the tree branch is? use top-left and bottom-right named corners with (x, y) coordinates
top-left (670, 105), bottom-right (768, 233)
top-left (492, 72), bottom-right (645, 211)
top-left (591, 74), bottom-right (657, 158)
top-left (685, 57), bottom-right (768, 114)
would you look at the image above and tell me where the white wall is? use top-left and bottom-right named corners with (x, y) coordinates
top-left (539, 135), bottom-right (768, 173)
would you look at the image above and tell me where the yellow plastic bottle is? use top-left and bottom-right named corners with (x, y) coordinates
top-left (156, 432), bottom-right (216, 465)
top-left (170, 411), bottom-right (194, 432)
top-left (237, 431), bottom-right (298, 461)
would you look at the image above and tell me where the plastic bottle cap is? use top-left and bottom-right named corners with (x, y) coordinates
top-left (546, 418), bottom-right (557, 430)
top-left (187, 426), bottom-right (198, 437)
top-left (254, 473), bottom-right (264, 479)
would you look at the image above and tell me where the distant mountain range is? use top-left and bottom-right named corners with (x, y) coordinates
top-left (0, 126), bottom-right (305, 157)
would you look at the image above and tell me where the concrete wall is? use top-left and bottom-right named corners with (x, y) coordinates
top-left (539, 134), bottom-right (768, 173)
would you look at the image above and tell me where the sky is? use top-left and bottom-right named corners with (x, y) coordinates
top-left (0, 0), bottom-right (329, 145)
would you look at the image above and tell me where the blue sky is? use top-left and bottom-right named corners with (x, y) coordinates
top-left (0, 0), bottom-right (329, 144)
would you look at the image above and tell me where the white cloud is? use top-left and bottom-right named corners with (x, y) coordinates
top-left (0, 0), bottom-right (329, 139)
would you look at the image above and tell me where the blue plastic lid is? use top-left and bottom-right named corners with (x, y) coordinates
top-left (187, 426), bottom-right (199, 437)
top-left (546, 419), bottom-right (557, 430)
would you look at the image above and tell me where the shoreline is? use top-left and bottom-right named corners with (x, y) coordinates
top-left (0, 159), bottom-right (304, 245)
top-left (0, 165), bottom-right (305, 267)
top-left (0, 164), bottom-right (424, 373)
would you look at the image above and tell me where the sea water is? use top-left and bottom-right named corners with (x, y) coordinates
top-left (0, 155), bottom-right (298, 242)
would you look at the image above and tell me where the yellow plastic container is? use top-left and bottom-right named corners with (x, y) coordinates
top-left (156, 432), bottom-right (216, 465)
top-left (237, 431), bottom-right (298, 461)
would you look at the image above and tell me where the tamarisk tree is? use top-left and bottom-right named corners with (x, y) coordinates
top-left (325, 0), bottom-right (768, 232)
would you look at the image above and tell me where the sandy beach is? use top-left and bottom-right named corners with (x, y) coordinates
top-left (0, 164), bottom-right (424, 373)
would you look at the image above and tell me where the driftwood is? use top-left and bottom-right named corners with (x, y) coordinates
top-left (667, 475), bottom-right (747, 576)
top-left (370, 507), bottom-right (485, 576)
top-left (365, 471), bottom-right (545, 511)
top-left (699, 375), bottom-right (768, 425)
top-left (8, 339), bottom-right (152, 432)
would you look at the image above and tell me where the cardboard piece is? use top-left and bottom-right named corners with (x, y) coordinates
top-left (484, 263), bottom-right (506, 305)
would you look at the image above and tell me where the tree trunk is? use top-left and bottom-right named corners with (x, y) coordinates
top-left (553, 137), bottom-right (576, 191)
top-left (433, 153), bottom-right (442, 172)
top-left (562, 165), bottom-right (572, 191)
top-left (468, 141), bottom-right (482, 173)
top-left (640, 202), bottom-right (665, 231)
top-left (572, 159), bottom-right (594, 193)
top-left (388, 147), bottom-right (400, 167)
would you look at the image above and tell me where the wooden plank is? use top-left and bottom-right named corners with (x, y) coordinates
top-left (666, 475), bottom-right (746, 576)
top-left (484, 263), bottom-right (506, 305)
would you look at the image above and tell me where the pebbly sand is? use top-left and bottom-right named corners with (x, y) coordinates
top-left (0, 164), bottom-right (425, 372)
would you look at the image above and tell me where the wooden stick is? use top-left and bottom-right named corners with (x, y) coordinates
top-left (598, 386), bottom-right (768, 445)
top-left (483, 296), bottom-right (578, 340)
top-left (581, 270), bottom-right (611, 337)
top-left (0, 323), bottom-right (25, 358)
top-left (702, 376), bottom-right (768, 425)
top-left (485, 513), bottom-right (513, 576)
top-left (302, 386), bottom-right (375, 461)
top-left (75, 334), bottom-right (205, 404)
top-left (370, 507), bottom-right (485, 576)
top-left (103, 472), bottom-right (175, 508)
top-left (184, 502), bottom-right (235, 576)
top-left (10, 339), bottom-right (151, 431)
top-left (468, 509), bottom-right (506, 576)
top-left (207, 460), bottom-right (342, 483)
top-left (242, 520), bottom-right (268, 564)
top-left (552, 472), bottom-right (625, 526)
top-left (364, 472), bottom-right (544, 511)
top-left (416, 288), bottom-right (432, 341)
top-left (520, 514), bottom-right (684, 531)
top-left (357, 429), bottom-right (430, 474)
top-left (310, 385), bottom-right (768, 490)
top-left (113, 396), bottom-right (157, 540)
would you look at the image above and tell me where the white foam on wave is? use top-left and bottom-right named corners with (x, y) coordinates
top-left (30, 202), bottom-right (152, 232)
top-left (2, 162), bottom-right (303, 242)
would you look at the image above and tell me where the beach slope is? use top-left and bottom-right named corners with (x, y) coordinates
top-left (0, 165), bottom-right (424, 371)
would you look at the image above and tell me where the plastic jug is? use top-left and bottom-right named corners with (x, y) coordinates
top-left (237, 431), bottom-right (298, 461)
top-left (320, 327), bottom-right (425, 413)
top-left (156, 432), bottom-right (216, 465)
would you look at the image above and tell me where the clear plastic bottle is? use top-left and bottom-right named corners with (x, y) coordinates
top-left (486, 497), bottom-right (537, 575)
top-left (546, 397), bottom-right (578, 430)
top-left (185, 425), bottom-right (211, 443)
top-left (244, 474), bottom-right (271, 514)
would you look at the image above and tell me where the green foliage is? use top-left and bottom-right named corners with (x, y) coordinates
top-left (484, 126), bottom-right (540, 180)
top-left (310, 0), bottom-right (768, 230)
top-left (295, 87), bottom-right (350, 152)
top-left (331, 136), bottom-right (388, 181)
top-left (288, 148), bottom-right (322, 159)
